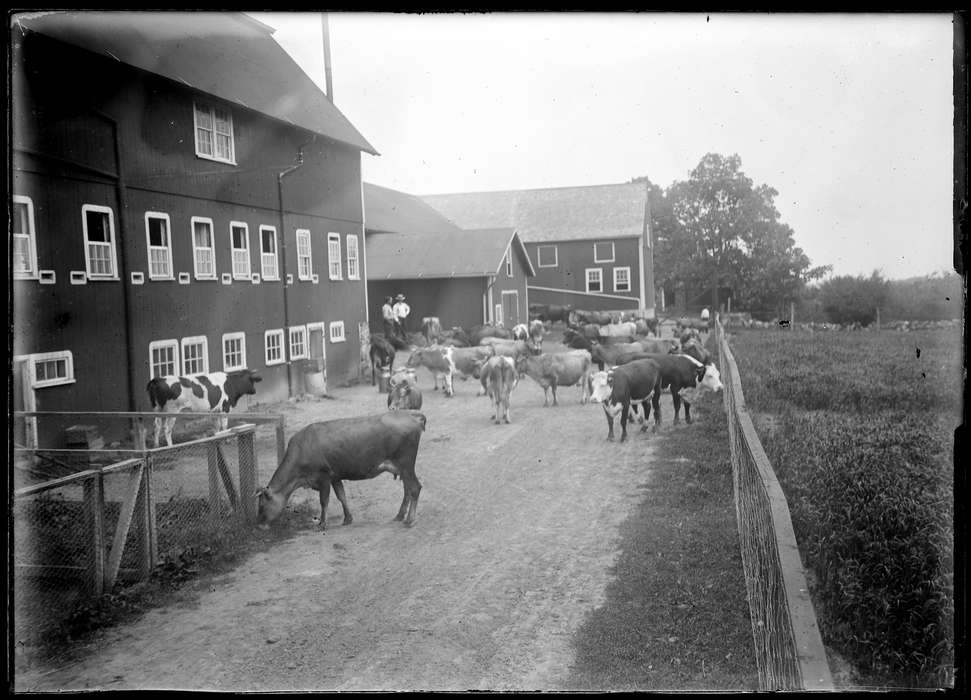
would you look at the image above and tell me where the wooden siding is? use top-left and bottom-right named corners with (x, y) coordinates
top-left (487, 245), bottom-right (530, 327)
top-left (368, 277), bottom-right (486, 334)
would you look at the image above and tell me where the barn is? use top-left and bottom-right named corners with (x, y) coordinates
top-left (364, 183), bottom-right (535, 333)
top-left (421, 182), bottom-right (657, 316)
top-left (11, 11), bottom-right (377, 444)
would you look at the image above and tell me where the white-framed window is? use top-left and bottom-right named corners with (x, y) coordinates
top-left (613, 266), bottom-right (631, 293)
top-left (505, 249), bottom-right (513, 277)
top-left (295, 229), bottom-right (312, 280)
top-left (29, 351), bottom-right (75, 388)
top-left (81, 204), bottom-right (118, 279)
top-left (327, 233), bottom-right (342, 280)
top-left (149, 339), bottom-right (180, 378)
top-left (594, 242), bottom-right (615, 263)
top-left (328, 321), bottom-right (346, 343)
top-left (191, 217), bottom-right (216, 279)
top-left (145, 212), bottom-right (173, 280)
top-left (536, 244), bottom-right (557, 268)
top-left (586, 268), bottom-right (603, 293)
top-left (346, 234), bottom-right (360, 280)
top-left (222, 332), bottom-right (247, 372)
top-left (494, 304), bottom-right (503, 327)
top-left (181, 336), bottom-right (209, 375)
top-left (260, 225), bottom-right (279, 280)
top-left (289, 326), bottom-right (308, 359)
top-left (13, 195), bottom-right (38, 279)
top-left (265, 329), bottom-right (285, 365)
top-left (193, 101), bottom-right (235, 164)
top-left (230, 222), bottom-right (251, 279)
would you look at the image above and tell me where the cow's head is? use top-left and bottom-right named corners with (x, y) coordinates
top-left (225, 369), bottom-right (262, 405)
top-left (589, 370), bottom-right (613, 403)
top-left (255, 486), bottom-right (287, 528)
top-left (697, 363), bottom-right (723, 393)
top-left (405, 349), bottom-right (425, 369)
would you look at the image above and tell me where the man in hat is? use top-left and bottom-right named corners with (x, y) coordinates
top-left (393, 294), bottom-right (411, 341)
top-left (381, 296), bottom-right (395, 338)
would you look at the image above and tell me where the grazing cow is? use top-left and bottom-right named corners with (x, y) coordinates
top-left (481, 355), bottom-right (518, 424)
top-left (388, 378), bottom-right (423, 410)
top-left (641, 353), bottom-right (724, 425)
top-left (678, 338), bottom-right (712, 365)
top-left (421, 317), bottom-right (443, 346)
top-left (406, 344), bottom-right (494, 396)
top-left (256, 411), bottom-right (427, 530)
top-left (588, 359), bottom-right (663, 442)
top-left (516, 349), bottom-right (592, 406)
top-left (369, 334), bottom-right (397, 385)
top-left (146, 369), bottom-right (262, 447)
top-left (468, 324), bottom-right (512, 346)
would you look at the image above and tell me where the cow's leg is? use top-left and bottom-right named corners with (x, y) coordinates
top-left (502, 393), bottom-right (511, 424)
top-left (550, 381), bottom-right (558, 407)
top-left (542, 386), bottom-right (550, 407)
top-left (317, 480), bottom-right (333, 531)
top-left (444, 371), bottom-right (454, 398)
top-left (684, 399), bottom-right (692, 424)
top-left (164, 416), bottom-right (176, 447)
top-left (218, 412), bottom-right (229, 433)
top-left (392, 446), bottom-right (421, 525)
top-left (652, 389), bottom-right (662, 432)
top-left (603, 404), bottom-right (615, 441)
top-left (620, 402), bottom-right (630, 442)
top-left (153, 416), bottom-right (163, 448)
top-left (671, 388), bottom-right (682, 424)
top-left (331, 480), bottom-right (353, 525)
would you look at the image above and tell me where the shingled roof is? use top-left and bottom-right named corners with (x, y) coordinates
top-left (13, 11), bottom-right (377, 155)
top-left (364, 182), bottom-right (462, 235)
top-left (420, 182), bottom-right (650, 243)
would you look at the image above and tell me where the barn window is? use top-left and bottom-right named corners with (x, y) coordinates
top-left (613, 266), bottom-right (631, 293)
top-left (181, 336), bottom-right (209, 375)
top-left (82, 204), bottom-right (117, 279)
top-left (30, 351), bottom-right (75, 388)
top-left (327, 233), bottom-right (342, 280)
top-left (222, 332), bottom-right (247, 372)
top-left (346, 234), bottom-right (360, 280)
top-left (594, 242), bottom-right (615, 263)
top-left (193, 101), bottom-right (236, 164)
top-left (536, 244), bottom-right (557, 268)
top-left (289, 326), bottom-right (308, 359)
top-left (328, 321), bottom-right (345, 343)
top-left (265, 329), bottom-right (285, 365)
top-left (230, 222), bottom-right (251, 279)
top-left (505, 249), bottom-right (513, 277)
top-left (585, 268), bottom-right (603, 293)
top-left (149, 339), bottom-right (180, 378)
top-left (13, 195), bottom-right (37, 279)
top-left (145, 212), bottom-right (173, 279)
top-left (295, 229), bottom-right (312, 280)
top-left (191, 217), bottom-right (216, 279)
top-left (260, 226), bottom-right (279, 280)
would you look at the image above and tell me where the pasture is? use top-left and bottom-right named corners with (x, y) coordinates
top-left (727, 326), bottom-right (960, 688)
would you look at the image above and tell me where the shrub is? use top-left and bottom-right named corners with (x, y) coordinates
top-left (818, 271), bottom-right (889, 325)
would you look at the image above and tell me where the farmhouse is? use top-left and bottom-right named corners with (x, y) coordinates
top-left (421, 182), bottom-right (657, 316)
top-left (364, 183), bottom-right (535, 333)
top-left (11, 11), bottom-right (377, 441)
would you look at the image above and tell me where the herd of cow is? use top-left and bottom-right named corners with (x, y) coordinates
top-left (147, 310), bottom-right (722, 533)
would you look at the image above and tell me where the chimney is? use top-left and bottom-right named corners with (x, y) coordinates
top-left (321, 13), bottom-right (334, 102)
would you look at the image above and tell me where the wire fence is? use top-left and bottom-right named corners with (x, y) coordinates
top-left (714, 316), bottom-right (833, 691)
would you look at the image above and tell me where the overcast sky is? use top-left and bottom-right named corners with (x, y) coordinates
top-left (251, 12), bottom-right (956, 281)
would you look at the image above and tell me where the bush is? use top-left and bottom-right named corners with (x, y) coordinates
top-left (818, 271), bottom-right (889, 326)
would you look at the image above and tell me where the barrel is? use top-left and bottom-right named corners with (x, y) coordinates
top-left (378, 369), bottom-right (391, 393)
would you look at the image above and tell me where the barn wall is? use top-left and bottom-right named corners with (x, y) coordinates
top-left (367, 277), bottom-right (487, 335)
top-left (488, 243), bottom-right (531, 327)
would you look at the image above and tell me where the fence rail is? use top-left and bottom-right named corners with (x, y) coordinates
top-left (714, 315), bottom-right (833, 691)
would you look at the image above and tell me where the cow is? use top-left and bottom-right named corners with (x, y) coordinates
top-left (388, 377), bottom-right (423, 410)
top-left (256, 411), bottom-right (427, 530)
top-left (528, 303), bottom-right (549, 321)
top-left (589, 359), bottom-right (663, 442)
top-left (369, 334), bottom-right (397, 385)
top-left (640, 353), bottom-right (724, 425)
top-left (440, 326), bottom-right (471, 347)
top-left (479, 337), bottom-right (531, 365)
top-left (634, 317), bottom-right (660, 337)
top-left (589, 342), bottom-right (658, 371)
top-left (481, 354), bottom-right (518, 424)
top-left (678, 338), bottom-right (712, 365)
top-left (406, 344), bottom-right (494, 396)
top-left (468, 323), bottom-right (512, 345)
top-left (634, 338), bottom-right (680, 355)
top-left (146, 369), bottom-right (262, 447)
top-left (511, 323), bottom-right (529, 341)
top-left (421, 317), bottom-right (443, 346)
top-left (570, 309), bottom-right (613, 326)
top-left (516, 349), bottom-right (592, 406)
top-left (599, 321), bottom-right (637, 341)
top-left (537, 304), bottom-right (573, 325)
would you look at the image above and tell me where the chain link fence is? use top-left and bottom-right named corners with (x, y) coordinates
top-left (714, 316), bottom-right (833, 691)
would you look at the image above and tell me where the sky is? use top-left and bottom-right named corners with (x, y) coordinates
top-left (250, 12), bottom-right (956, 281)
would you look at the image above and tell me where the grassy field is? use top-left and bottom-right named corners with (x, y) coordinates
top-left (726, 326), bottom-right (961, 689)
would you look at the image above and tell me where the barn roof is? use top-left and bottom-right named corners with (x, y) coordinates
top-left (420, 182), bottom-right (650, 243)
top-left (13, 11), bottom-right (378, 155)
top-left (366, 228), bottom-right (535, 280)
top-left (363, 182), bottom-right (463, 236)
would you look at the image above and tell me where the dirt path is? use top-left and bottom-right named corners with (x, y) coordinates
top-left (17, 357), bottom-right (670, 692)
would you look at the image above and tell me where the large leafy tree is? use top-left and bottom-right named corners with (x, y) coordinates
top-left (819, 271), bottom-right (890, 325)
top-left (635, 153), bottom-right (828, 315)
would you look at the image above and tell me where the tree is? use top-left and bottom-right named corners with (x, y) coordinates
top-left (819, 271), bottom-right (890, 325)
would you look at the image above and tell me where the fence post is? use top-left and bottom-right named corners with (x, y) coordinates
top-left (207, 441), bottom-right (221, 513)
top-left (137, 450), bottom-right (157, 577)
top-left (275, 417), bottom-right (286, 467)
top-left (84, 472), bottom-right (106, 596)
top-left (237, 426), bottom-right (257, 521)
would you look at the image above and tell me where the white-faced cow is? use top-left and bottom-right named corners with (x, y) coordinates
top-left (146, 369), bottom-right (262, 447)
top-left (641, 353), bottom-right (724, 425)
top-left (256, 411), bottom-right (427, 530)
top-left (481, 354), bottom-right (518, 424)
top-left (516, 349), bottom-right (593, 406)
top-left (406, 344), bottom-right (494, 396)
top-left (589, 359), bottom-right (663, 442)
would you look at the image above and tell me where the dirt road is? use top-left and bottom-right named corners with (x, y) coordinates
top-left (17, 359), bottom-right (671, 692)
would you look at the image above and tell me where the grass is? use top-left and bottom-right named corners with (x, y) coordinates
top-left (727, 326), bottom-right (960, 689)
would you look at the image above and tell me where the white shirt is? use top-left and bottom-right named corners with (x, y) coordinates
top-left (701, 308), bottom-right (710, 320)
top-left (393, 301), bottom-right (410, 321)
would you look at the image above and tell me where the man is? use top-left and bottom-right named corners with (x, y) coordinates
top-left (382, 296), bottom-right (395, 338)
top-left (393, 294), bottom-right (411, 341)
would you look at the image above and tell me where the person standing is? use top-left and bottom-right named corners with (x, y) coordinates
top-left (381, 296), bottom-right (395, 338)
top-left (393, 293), bottom-right (411, 341)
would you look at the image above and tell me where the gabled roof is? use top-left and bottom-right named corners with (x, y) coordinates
top-left (420, 182), bottom-right (650, 243)
top-left (363, 182), bottom-right (462, 236)
top-left (13, 11), bottom-right (377, 155)
top-left (366, 228), bottom-right (535, 280)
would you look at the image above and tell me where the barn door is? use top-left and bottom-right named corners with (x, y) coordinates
top-left (502, 291), bottom-right (520, 328)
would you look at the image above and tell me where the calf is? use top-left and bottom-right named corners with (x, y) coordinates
top-left (481, 354), bottom-right (518, 424)
top-left (146, 369), bottom-right (262, 447)
top-left (369, 334), bottom-right (397, 385)
top-left (406, 344), bottom-right (494, 396)
top-left (387, 370), bottom-right (423, 410)
top-left (256, 411), bottom-right (427, 529)
top-left (516, 350), bottom-right (592, 406)
top-left (421, 316), bottom-right (443, 346)
top-left (589, 359), bottom-right (663, 442)
top-left (641, 353), bottom-right (724, 424)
